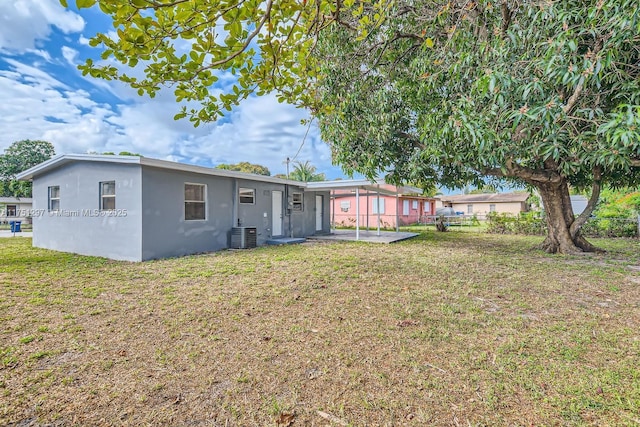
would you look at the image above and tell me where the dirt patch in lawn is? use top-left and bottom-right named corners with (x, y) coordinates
top-left (1, 235), bottom-right (639, 426)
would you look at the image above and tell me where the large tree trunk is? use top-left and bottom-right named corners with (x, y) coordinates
top-left (536, 179), bottom-right (601, 254)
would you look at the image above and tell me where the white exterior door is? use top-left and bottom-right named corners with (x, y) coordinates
top-left (272, 191), bottom-right (283, 236)
top-left (315, 195), bottom-right (323, 231)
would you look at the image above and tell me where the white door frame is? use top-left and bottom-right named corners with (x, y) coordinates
top-left (272, 190), bottom-right (283, 236)
top-left (315, 195), bottom-right (323, 232)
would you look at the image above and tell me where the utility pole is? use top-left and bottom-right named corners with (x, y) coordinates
top-left (285, 157), bottom-right (290, 179)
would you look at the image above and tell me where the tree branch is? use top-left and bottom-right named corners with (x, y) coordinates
top-left (631, 159), bottom-right (640, 167)
top-left (570, 167), bottom-right (601, 237)
top-left (484, 158), bottom-right (563, 184)
top-left (194, 0), bottom-right (273, 71)
top-left (563, 79), bottom-right (584, 115)
top-left (501, 2), bottom-right (511, 35)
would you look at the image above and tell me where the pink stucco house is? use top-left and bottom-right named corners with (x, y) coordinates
top-left (331, 184), bottom-right (435, 228)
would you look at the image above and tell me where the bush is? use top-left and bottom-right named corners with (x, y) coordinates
top-left (581, 217), bottom-right (638, 238)
top-left (487, 212), bottom-right (638, 238)
top-left (486, 212), bottom-right (546, 235)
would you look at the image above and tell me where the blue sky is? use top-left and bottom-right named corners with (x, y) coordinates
top-left (0, 0), bottom-right (344, 178)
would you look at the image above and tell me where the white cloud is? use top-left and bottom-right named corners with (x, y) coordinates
top-left (0, 1), bottom-right (343, 178)
top-left (0, 0), bottom-right (84, 52)
top-left (0, 57), bottom-right (339, 177)
top-left (78, 35), bottom-right (91, 46)
top-left (61, 46), bottom-right (78, 66)
top-left (176, 95), bottom-right (333, 175)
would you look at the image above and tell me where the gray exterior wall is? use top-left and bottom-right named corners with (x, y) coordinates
top-left (140, 171), bottom-right (329, 260)
top-left (290, 190), bottom-right (331, 237)
top-left (141, 166), bottom-right (235, 260)
top-left (236, 179), bottom-right (288, 243)
top-left (31, 162), bottom-right (143, 261)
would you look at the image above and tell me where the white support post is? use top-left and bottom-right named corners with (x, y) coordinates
top-left (376, 185), bottom-right (381, 236)
top-left (366, 190), bottom-right (369, 231)
top-left (395, 190), bottom-right (400, 232)
top-left (331, 190), bottom-right (335, 232)
top-left (356, 188), bottom-right (360, 240)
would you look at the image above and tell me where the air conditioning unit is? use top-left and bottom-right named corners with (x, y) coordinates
top-left (230, 227), bottom-right (257, 249)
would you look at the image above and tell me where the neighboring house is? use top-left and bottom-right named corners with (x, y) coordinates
top-left (330, 184), bottom-right (436, 228)
top-left (0, 197), bottom-right (33, 224)
top-left (437, 192), bottom-right (531, 219)
top-left (17, 154), bottom-right (331, 261)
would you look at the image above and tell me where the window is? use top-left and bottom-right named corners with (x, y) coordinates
top-left (340, 201), bottom-right (350, 212)
top-left (489, 204), bottom-right (496, 212)
top-left (372, 197), bottom-right (385, 214)
top-left (412, 200), bottom-right (418, 210)
top-left (403, 200), bottom-right (410, 215)
top-left (292, 192), bottom-right (303, 211)
top-left (239, 187), bottom-right (255, 204)
top-left (6, 205), bottom-right (16, 217)
top-left (185, 183), bottom-right (206, 220)
top-left (424, 202), bottom-right (431, 213)
top-left (48, 186), bottom-right (60, 211)
top-left (100, 181), bottom-right (116, 210)
top-left (467, 204), bottom-right (473, 214)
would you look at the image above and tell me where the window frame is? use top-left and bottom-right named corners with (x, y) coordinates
top-left (292, 192), bottom-right (303, 212)
top-left (184, 182), bottom-right (207, 221)
top-left (99, 181), bottom-right (116, 211)
top-left (402, 200), bottom-right (410, 215)
top-left (489, 204), bottom-right (496, 212)
top-left (239, 187), bottom-right (255, 205)
top-left (372, 197), bottom-right (385, 214)
top-left (412, 200), bottom-right (418, 210)
top-left (48, 186), bottom-right (60, 212)
top-left (467, 204), bottom-right (473, 214)
top-left (340, 200), bottom-right (350, 212)
top-left (6, 205), bottom-right (17, 217)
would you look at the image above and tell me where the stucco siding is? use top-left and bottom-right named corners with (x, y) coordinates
top-left (140, 167), bottom-right (235, 260)
top-left (289, 190), bottom-right (330, 237)
top-left (31, 162), bottom-right (142, 261)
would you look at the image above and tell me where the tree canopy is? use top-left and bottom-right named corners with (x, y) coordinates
top-left (0, 140), bottom-right (56, 197)
top-left (217, 162), bottom-right (271, 176)
top-left (66, 0), bottom-right (640, 253)
top-left (314, 0), bottom-right (640, 253)
top-left (289, 160), bottom-right (326, 182)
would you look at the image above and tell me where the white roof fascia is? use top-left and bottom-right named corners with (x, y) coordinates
top-left (16, 154), bottom-right (142, 181)
top-left (17, 154), bottom-right (307, 187)
top-left (139, 157), bottom-right (301, 186)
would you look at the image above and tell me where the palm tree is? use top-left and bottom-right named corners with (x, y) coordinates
top-left (289, 161), bottom-right (326, 182)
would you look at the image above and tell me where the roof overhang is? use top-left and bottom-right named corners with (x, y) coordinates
top-left (16, 154), bottom-right (428, 196)
top-left (17, 154), bottom-right (305, 186)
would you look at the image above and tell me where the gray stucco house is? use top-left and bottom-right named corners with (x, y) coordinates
top-left (17, 154), bottom-right (331, 261)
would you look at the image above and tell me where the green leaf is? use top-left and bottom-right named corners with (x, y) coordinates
top-left (76, 0), bottom-right (96, 8)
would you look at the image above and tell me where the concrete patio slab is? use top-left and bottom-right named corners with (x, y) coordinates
top-left (266, 237), bottom-right (306, 245)
top-left (308, 229), bottom-right (419, 244)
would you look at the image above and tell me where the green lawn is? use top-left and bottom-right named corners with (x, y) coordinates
top-left (1, 234), bottom-right (639, 426)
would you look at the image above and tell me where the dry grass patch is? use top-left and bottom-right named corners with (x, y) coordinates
top-left (1, 234), bottom-right (640, 426)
